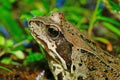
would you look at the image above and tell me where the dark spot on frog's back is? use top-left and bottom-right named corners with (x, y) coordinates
top-left (88, 66), bottom-right (97, 71)
top-left (78, 63), bottom-right (82, 66)
top-left (103, 70), bottom-right (108, 73)
top-left (89, 75), bottom-right (94, 80)
top-left (114, 73), bottom-right (120, 77)
top-left (73, 65), bottom-right (76, 71)
top-left (71, 33), bottom-right (74, 35)
top-left (80, 34), bottom-right (96, 47)
top-left (77, 76), bottom-right (83, 80)
top-left (105, 77), bottom-right (108, 80)
top-left (57, 72), bottom-right (63, 80)
top-left (80, 49), bottom-right (95, 57)
top-left (108, 60), bottom-right (112, 63)
top-left (100, 61), bottom-right (110, 68)
top-left (80, 49), bottom-right (87, 53)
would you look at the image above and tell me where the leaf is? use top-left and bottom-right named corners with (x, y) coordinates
top-left (1, 57), bottom-right (12, 64)
top-left (94, 37), bottom-right (109, 44)
top-left (102, 22), bottom-right (120, 36)
top-left (94, 37), bottom-right (112, 51)
top-left (0, 66), bottom-right (12, 72)
top-left (0, 7), bottom-right (25, 42)
top-left (0, 36), bottom-right (5, 46)
top-left (97, 16), bottom-right (120, 27)
top-left (5, 39), bottom-right (14, 48)
top-left (79, 0), bottom-right (87, 5)
top-left (20, 14), bottom-right (32, 20)
top-left (24, 52), bottom-right (45, 65)
top-left (10, 50), bottom-right (25, 59)
top-left (49, 8), bottom-right (59, 15)
top-left (1, 0), bottom-right (12, 9)
top-left (108, 0), bottom-right (120, 12)
top-left (30, 10), bottom-right (44, 16)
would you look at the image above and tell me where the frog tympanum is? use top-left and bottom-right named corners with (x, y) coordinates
top-left (28, 12), bottom-right (120, 80)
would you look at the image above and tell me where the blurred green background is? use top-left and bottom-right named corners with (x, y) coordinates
top-left (0, 0), bottom-right (120, 69)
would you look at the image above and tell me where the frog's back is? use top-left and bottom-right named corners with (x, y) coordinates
top-left (60, 15), bottom-right (120, 80)
top-left (61, 15), bottom-right (120, 80)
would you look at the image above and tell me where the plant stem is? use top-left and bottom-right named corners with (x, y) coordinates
top-left (88, 0), bottom-right (101, 38)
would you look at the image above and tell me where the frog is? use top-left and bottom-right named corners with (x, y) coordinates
top-left (28, 12), bottom-right (120, 80)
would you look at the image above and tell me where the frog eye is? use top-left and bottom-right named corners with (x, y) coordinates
top-left (47, 26), bottom-right (60, 38)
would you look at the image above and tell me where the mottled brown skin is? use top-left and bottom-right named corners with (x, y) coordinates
top-left (29, 12), bottom-right (120, 80)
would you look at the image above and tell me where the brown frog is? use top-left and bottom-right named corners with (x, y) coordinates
top-left (28, 12), bottom-right (120, 80)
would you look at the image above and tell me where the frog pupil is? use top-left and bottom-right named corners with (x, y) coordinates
top-left (48, 27), bottom-right (59, 38)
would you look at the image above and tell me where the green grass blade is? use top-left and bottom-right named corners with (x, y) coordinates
top-left (102, 22), bottom-right (120, 36)
top-left (0, 66), bottom-right (12, 72)
top-left (93, 37), bottom-right (110, 44)
top-left (97, 16), bottom-right (120, 27)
